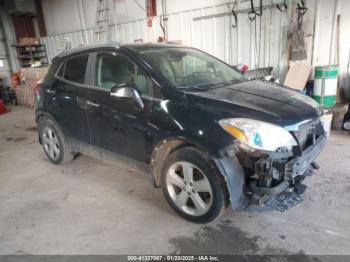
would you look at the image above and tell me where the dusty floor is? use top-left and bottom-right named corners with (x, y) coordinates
top-left (0, 106), bottom-right (350, 255)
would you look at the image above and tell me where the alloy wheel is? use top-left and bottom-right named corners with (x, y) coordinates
top-left (166, 161), bottom-right (213, 216)
top-left (42, 127), bottom-right (60, 161)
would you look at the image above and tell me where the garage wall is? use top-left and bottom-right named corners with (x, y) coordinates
top-left (39, 0), bottom-right (350, 96)
top-left (40, 0), bottom-right (231, 35)
top-left (0, 6), bottom-right (18, 86)
top-left (0, 16), bottom-right (11, 87)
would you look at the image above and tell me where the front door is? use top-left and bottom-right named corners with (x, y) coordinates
top-left (86, 51), bottom-right (154, 163)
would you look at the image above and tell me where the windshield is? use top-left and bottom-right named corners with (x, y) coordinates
top-left (139, 47), bottom-right (244, 90)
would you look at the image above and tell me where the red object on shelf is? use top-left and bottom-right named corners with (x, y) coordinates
top-left (0, 100), bottom-right (10, 114)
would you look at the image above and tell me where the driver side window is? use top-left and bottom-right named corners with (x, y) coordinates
top-left (95, 52), bottom-right (151, 97)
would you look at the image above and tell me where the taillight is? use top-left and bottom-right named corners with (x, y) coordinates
top-left (33, 81), bottom-right (42, 94)
top-left (33, 81), bottom-right (43, 108)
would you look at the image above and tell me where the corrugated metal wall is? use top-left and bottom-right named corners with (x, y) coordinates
top-left (39, 0), bottom-right (350, 96)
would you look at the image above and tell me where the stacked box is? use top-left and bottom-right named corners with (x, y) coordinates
top-left (14, 66), bottom-right (49, 107)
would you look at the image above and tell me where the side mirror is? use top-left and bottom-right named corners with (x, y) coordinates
top-left (110, 83), bottom-right (144, 109)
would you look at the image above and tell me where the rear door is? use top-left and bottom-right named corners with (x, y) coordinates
top-left (85, 51), bottom-right (155, 162)
top-left (49, 54), bottom-right (90, 143)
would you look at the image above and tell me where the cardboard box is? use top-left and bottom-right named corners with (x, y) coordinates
top-left (18, 37), bottom-right (39, 46)
top-left (15, 66), bottom-right (49, 107)
top-left (284, 64), bottom-right (312, 91)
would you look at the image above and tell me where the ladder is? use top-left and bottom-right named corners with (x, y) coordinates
top-left (94, 0), bottom-right (110, 43)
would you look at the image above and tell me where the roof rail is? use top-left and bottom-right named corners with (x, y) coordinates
top-left (57, 42), bottom-right (120, 57)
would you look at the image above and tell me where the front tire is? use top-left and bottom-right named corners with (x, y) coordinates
top-left (161, 147), bottom-right (227, 223)
top-left (38, 118), bottom-right (74, 165)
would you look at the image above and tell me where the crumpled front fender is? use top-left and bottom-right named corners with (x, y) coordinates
top-left (214, 145), bottom-right (247, 211)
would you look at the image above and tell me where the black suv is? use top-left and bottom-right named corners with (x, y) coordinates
top-left (35, 43), bottom-right (327, 223)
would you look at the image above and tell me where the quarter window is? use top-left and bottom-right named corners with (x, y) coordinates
top-left (63, 55), bottom-right (89, 84)
top-left (56, 61), bottom-right (65, 77)
top-left (95, 52), bottom-right (151, 97)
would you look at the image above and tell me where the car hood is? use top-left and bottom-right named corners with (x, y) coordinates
top-left (185, 80), bottom-right (321, 128)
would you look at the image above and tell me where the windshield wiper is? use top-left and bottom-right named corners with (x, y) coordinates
top-left (178, 79), bottom-right (244, 91)
top-left (177, 85), bottom-right (209, 91)
top-left (209, 79), bottom-right (243, 89)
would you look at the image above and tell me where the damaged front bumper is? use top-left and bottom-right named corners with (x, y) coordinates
top-left (215, 135), bottom-right (327, 212)
top-left (285, 136), bottom-right (326, 179)
top-left (260, 135), bottom-right (326, 211)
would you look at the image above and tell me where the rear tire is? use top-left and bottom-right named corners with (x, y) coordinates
top-left (38, 118), bottom-right (74, 165)
top-left (161, 147), bottom-right (227, 223)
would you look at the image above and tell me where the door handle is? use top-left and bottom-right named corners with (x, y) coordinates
top-left (87, 100), bottom-right (99, 107)
top-left (46, 89), bottom-right (56, 94)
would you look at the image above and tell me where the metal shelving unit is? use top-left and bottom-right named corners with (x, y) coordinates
top-left (13, 43), bottom-right (48, 68)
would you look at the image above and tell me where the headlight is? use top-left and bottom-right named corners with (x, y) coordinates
top-left (219, 118), bottom-right (297, 151)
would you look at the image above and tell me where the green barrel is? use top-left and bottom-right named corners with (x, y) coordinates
top-left (313, 65), bottom-right (339, 107)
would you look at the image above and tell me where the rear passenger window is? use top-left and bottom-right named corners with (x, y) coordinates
top-left (63, 55), bottom-right (89, 84)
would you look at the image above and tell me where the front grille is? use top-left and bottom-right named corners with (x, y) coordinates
top-left (297, 122), bottom-right (314, 150)
top-left (294, 119), bottom-right (324, 151)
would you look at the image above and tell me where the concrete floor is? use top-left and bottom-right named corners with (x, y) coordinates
top-left (1, 106), bottom-right (350, 255)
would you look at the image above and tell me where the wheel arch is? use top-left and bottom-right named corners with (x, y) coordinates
top-left (36, 111), bottom-right (62, 144)
top-left (150, 137), bottom-right (199, 188)
top-left (151, 137), bottom-right (247, 211)
top-left (150, 137), bottom-right (231, 204)
top-left (36, 110), bottom-right (58, 124)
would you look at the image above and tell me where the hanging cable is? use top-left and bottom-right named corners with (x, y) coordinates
top-left (160, 18), bottom-right (165, 40)
top-left (297, 0), bottom-right (308, 15)
top-left (248, 0), bottom-right (256, 21)
top-left (231, 1), bottom-right (238, 28)
top-left (159, 0), bottom-right (168, 40)
top-left (257, 13), bottom-right (262, 67)
top-left (256, 0), bottom-right (263, 17)
top-left (296, 0), bottom-right (308, 41)
top-left (248, 0), bottom-right (262, 21)
top-left (256, 0), bottom-right (263, 67)
top-left (226, 0), bottom-right (238, 28)
top-left (164, 0), bottom-right (168, 40)
top-left (253, 19), bottom-right (257, 68)
top-left (248, 0), bottom-right (263, 68)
